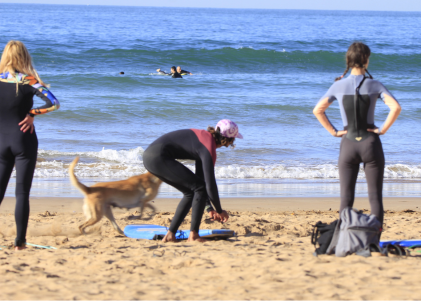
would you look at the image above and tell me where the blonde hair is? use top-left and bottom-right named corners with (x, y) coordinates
top-left (0, 40), bottom-right (47, 93)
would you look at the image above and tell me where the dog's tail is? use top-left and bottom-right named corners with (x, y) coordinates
top-left (69, 157), bottom-right (90, 195)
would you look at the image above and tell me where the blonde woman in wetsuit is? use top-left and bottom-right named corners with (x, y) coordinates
top-left (313, 42), bottom-right (401, 226)
top-left (142, 119), bottom-right (242, 242)
top-left (0, 41), bottom-right (60, 250)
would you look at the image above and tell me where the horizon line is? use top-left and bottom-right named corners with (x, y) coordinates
top-left (1, 2), bottom-right (420, 13)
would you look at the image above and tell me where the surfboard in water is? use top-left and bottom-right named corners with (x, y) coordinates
top-left (124, 224), bottom-right (235, 240)
top-left (380, 239), bottom-right (421, 248)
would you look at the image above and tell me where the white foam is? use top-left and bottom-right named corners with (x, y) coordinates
top-left (10, 148), bottom-right (421, 180)
top-left (38, 147), bottom-right (144, 163)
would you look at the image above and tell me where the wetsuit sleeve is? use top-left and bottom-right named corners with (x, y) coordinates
top-left (199, 150), bottom-right (222, 213)
top-left (371, 81), bottom-right (400, 134)
top-left (29, 82), bottom-right (60, 115)
top-left (377, 82), bottom-right (395, 102)
top-left (195, 161), bottom-right (215, 212)
top-left (320, 85), bottom-right (337, 104)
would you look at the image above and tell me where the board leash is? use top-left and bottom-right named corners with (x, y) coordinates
top-left (26, 243), bottom-right (57, 249)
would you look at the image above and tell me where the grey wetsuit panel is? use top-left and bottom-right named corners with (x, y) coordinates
top-left (319, 75), bottom-right (395, 135)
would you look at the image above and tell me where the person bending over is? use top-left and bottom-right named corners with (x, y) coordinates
top-left (142, 119), bottom-right (243, 242)
top-left (0, 40), bottom-right (60, 250)
top-left (313, 42), bottom-right (401, 226)
top-left (170, 66), bottom-right (182, 78)
top-left (177, 66), bottom-right (192, 75)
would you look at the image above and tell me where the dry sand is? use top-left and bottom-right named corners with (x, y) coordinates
top-left (1, 196), bottom-right (421, 300)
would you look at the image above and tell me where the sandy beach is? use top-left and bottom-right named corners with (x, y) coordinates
top-left (0, 196), bottom-right (420, 300)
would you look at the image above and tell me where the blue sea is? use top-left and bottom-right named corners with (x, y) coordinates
top-left (1, 4), bottom-right (421, 198)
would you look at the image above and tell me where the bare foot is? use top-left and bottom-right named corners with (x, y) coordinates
top-left (187, 231), bottom-right (207, 243)
top-left (162, 231), bottom-right (178, 242)
top-left (14, 246), bottom-right (26, 251)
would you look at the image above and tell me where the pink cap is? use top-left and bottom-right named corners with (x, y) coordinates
top-left (215, 119), bottom-right (243, 139)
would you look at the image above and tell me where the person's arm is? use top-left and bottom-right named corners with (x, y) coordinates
top-left (367, 94), bottom-right (401, 135)
top-left (19, 77), bottom-right (60, 133)
top-left (313, 97), bottom-right (347, 137)
top-left (29, 81), bottom-right (60, 116)
top-left (195, 160), bottom-right (215, 213)
top-left (200, 152), bottom-right (222, 214)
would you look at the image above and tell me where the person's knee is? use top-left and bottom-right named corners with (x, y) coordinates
top-left (15, 183), bottom-right (32, 196)
top-left (193, 180), bottom-right (206, 194)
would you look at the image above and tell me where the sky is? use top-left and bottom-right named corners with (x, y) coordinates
top-left (1, 0), bottom-right (421, 11)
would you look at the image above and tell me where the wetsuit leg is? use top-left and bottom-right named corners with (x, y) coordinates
top-left (12, 132), bottom-right (38, 247)
top-left (0, 137), bottom-right (15, 205)
top-left (338, 135), bottom-right (385, 224)
top-left (338, 137), bottom-right (361, 213)
top-left (361, 135), bottom-right (385, 223)
top-left (161, 177), bottom-right (207, 233)
top-left (143, 149), bottom-right (207, 233)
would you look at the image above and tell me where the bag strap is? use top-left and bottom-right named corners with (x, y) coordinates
top-left (311, 221), bottom-right (322, 246)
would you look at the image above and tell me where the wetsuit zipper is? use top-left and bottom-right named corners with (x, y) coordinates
top-left (354, 76), bottom-right (367, 140)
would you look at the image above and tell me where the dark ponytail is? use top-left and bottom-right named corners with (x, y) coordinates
top-left (335, 66), bottom-right (350, 81)
top-left (207, 126), bottom-right (235, 148)
top-left (335, 42), bottom-right (373, 81)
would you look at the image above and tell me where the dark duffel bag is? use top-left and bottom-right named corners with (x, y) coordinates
top-left (311, 220), bottom-right (338, 255)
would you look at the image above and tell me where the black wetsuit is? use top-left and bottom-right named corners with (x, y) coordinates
top-left (180, 70), bottom-right (190, 74)
top-left (143, 129), bottom-right (221, 233)
top-left (0, 72), bottom-right (59, 247)
top-left (320, 74), bottom-right (396, 224)
top-left (171, 72), bottom-right (182, 78)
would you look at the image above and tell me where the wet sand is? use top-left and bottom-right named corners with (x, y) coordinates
top-left (1, 196), bottom-right (421, 300)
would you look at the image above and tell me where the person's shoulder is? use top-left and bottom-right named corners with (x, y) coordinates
top-left (326, 78), bottom-right (345, 90)
top-left (190, 129), bottom-right (210, 136)
top-left (16, 73), bottom-right (39, 86)
top-left (366, 78), bottom-right (383, 85)
top-left (365, 78), bottom-right (387, 90)
top-left (0, 72), bottom-right (38, 86)
top-left (191, 129), bottom-right (213, 142)
top-left (23, 75), bottom-right (39, 86)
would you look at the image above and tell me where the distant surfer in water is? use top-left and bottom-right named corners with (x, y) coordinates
top-left (170, 66), bottom-right (182, 78)
top-left (156, 68), bottom-right (169, 75)
top-left (142, 119), bottom-right (243, 242)
top-left (177, 66), bottom-right (192, 75)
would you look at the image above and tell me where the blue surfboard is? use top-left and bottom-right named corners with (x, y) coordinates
top-left (380, 239), bottom-right (421, 248)
top-left (124, 224), bottom-right (235, 240)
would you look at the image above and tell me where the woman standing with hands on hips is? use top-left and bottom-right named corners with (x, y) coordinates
top-left (0, 41), bottom-right (60, 250)
top-left (143, 119), bottom-right (242, 242)
top-left (313, 42), bottom-right (401, 226)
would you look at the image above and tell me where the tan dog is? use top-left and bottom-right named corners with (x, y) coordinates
top-left (69, 157), bottom-right (162, 235)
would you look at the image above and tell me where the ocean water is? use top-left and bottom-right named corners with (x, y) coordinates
top-left (1, 4), bottom-right (420, 198)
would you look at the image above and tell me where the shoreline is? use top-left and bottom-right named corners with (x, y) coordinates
top-left (6, 178), bottom-right (421, 199)
top-left (1, 196), bottom-right (420, 213)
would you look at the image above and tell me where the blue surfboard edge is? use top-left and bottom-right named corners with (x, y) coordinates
top-left (124, 224), bottom-right (235, 240)
top-left (379, 239), bottom-right (421, 248)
